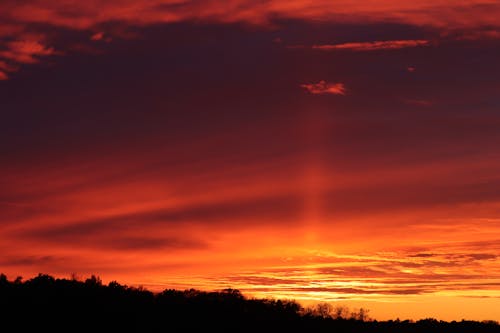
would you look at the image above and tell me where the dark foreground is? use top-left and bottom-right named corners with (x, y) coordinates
top-left (0, 274), bottom-right (498, 332)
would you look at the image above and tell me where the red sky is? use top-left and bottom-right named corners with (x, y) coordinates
top-left (1, 0), bottom-right (500, 321)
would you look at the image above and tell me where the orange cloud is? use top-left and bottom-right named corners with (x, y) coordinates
top-left (312, 40), bottom-right (430, 51)
top-left (301, 81), bottom-right (346, 95)
top-left (2, 133), bottom-right (500, 320)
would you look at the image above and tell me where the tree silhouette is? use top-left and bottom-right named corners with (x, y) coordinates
top-left (0, 272), bottom-right (498, 333)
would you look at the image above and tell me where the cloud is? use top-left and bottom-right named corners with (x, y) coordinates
top-left (206, 244), bottom-right (500, 299)
top-left (448, 28), bottom-right (500, 41)
top-left (409, 253), bottom-right (435, 258)
top-left (403, 99), bottom-right (433, 107)
top-left (301, 80), bottom-right (346, 95)
top-left (0, 60), bottom-right (16, 71)
top-left (0, 60), bottom-right (18, 80)
top-left (102, 237), bottom-right (209, 251)
top-left (14, 218), bottom-right (210, 251)
top-left (3, 1), bottom-right (500, 30)
top-left (90, 32), bottom-right (104, 41)
top-left (0, 255), bottom-right (61, 267)
top-left (312, 39), bottom-right (430, 51)
top-left (462, 253), bottom-right (497, 261)
top-left (244, 285), bottom-right (428, 295)
top-left (0, 1), bottom-right (499, 80)
top-left (90, 32), bottom-right (112, 42)
top-left (25, 193), bottom-right (301, 229)
top-left (0, 40), bottom-right (56, 64)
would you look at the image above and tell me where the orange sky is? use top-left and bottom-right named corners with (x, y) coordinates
top-left (1, 0), bottom-right (500, 321)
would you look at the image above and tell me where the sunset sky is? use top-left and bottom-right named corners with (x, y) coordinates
top-left (1, 0), bottom-right (500, 321)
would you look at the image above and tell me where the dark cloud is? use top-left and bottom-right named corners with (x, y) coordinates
top-left (102, 237), bottom-right (208, 251)
top-left (316, 266), bottom-right (391, 278)
top-left (409, 253), bottom-right (435, 258)
top-left (249, 286), bottom-right (428, 295)
top-left (0, 255), bottom-right (61, 267)
top-left (459, 253), bottom-right (498, 261)
top-left (13, 193), bottom-right (303, 245)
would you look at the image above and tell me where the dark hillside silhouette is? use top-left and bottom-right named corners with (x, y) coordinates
top-left (0, 273), bottom-right (498, 332)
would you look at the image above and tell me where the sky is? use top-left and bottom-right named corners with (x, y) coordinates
top-left (1, 0), bottom-right (500, 321)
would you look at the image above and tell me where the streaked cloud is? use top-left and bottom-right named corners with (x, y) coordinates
top-left (185, 242), bottom-right (500, 300)
top-left (312, 40), bottom-right (430, 52)
top-left (301, 80), bottom-right (346, 95)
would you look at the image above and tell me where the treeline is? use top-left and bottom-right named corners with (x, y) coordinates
top-left (0, 273), bottom-right (498, 332)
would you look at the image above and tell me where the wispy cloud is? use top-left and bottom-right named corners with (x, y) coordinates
top-left (312, 40), bottom-right (430, 52)
top-left (301, 80), bottom-right (346, 95)
top-left (189, 244), bottom-right (500, 301)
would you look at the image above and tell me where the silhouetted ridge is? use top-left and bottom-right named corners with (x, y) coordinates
top-left (0, 273), bottom-right (498, 332)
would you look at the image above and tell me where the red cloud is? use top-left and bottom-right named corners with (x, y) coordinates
top-left (301, 81), bottom-right (346, 95)
top-left (0, 1), bottom-right (498, 79)
top-left (0, 71), bottom-right (8, 80)
top-left (3, 1), bottom-right (499, 30)
top-left (0, 40), bottom-right (56, 64)
top-left (90, 32), bottom-right (112, 42)
top-left (90, 32), bottom-right (104, 41)
top-left (312, 40), bottom-right (430, 51)
top-left (0, 60), bottom-right (17, 72)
